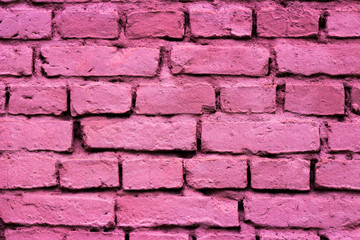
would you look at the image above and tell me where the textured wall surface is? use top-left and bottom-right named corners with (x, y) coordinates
top-left (1, 0), bottom-right (360, 239)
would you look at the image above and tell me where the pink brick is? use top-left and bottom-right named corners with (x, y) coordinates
top-left (130, 231), bottom-right (188, 240)
top-left (190, 6), bottom-right (252, 38)
top-left (321, 228), bottom-right (360, 240)
top-left (351, 84), bottom-right (360, 111)
top-left (328, 123), bottom-right (360, 152)
top-left (9, 83), bottom-right (67, 115)
top-left (244, 193), bottom-right (360, 228)
top-left (250, 158), bottom-right (310, 190)
top-left (66, 230), bottom-right (124, 240)
top-left (81, 115), bottom-right (196, 151)
top-left (220, 84), bottom-right (276, 113)
top-left (5, 227), bottom-right (66, 240)
top-left (327, 10), bottom-right (360, 38)
top-left (0, 8), bottom-right (51, 39)
top-left (257, 7), bottom-right (318, 37)
top-left (275, 43), bottom-right (360, 76)
top-left (0, 117), bottom-right (73, 151)
top-left (136, 83), bottom-right (215, 114)
top-left (126, 11), bottom-right (184, 39)
top-left (0, 152), bottom-right (57, 189)
top-left (0, 83), bottom-right (5, 113)
top-left (41, 46), bottom-right (159, 77)
top-left (258, 229), bottom-right (319, 240)
top-left (316, 159), bottom-right (360, 190)
top-left (171, 45), bottom-right (270, 76)
top-left (58, 9), bottom-right (119, 39)
top-left (197, 232), bottom-right (255, 240)
top-left (0, 193), bottom-right (115, 227)
top-left (32, 0), bottom-right (87, 2)
top-left (185, 155), bottom-right (247, 189)
top-left (122, 156), bottom-right (183, 190)
top-left (59, 159), bottom-right (119, 189)
top-left (116, 195), bottom-right (238, 227)
top-left (0, 45), bottom-right (32, 76)
top-left (285, 82), bottom-right (344, 115)
top-left (70, 82), bottom-right (132, 116)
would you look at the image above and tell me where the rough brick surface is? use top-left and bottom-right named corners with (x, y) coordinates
top-left (258, 229), bottom-right (319, 240)
top-left (351, 84), bottom-right (360, 112)
top-left (0, 45), bottom-right (32, 76)
top-left (321, 228), bottom-right (360, 240)
top-left (327, 123), bottom-right (360, 152)
top-left (66, 230), bottom-right (124, 240)
top-left (5, 227), bottom-right (67, 240)
top-left (327, 10), bottom-right (360, 37)
top-left (130, 231), bottom-right (189, 240)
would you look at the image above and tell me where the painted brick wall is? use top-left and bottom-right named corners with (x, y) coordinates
top-left (0, 0), bottom-right (360, 239)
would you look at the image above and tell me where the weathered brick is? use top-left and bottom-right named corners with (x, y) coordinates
top-left (275, 43), bottom-right (360, 76)
top-left (197, 231), bottom-right (255, 240)
top-left (116, 195), bottom-right (238, 227)
top-left (351, 84), bottom-right (360, 112)
top-left (122, 156), bottom-right (183, 190)
top-left (41, 46), bottom-right (159, 77)
top-left (0, 8), bottom-right (52, 39)
top-left (0, 117), bottom-right (73, 151)
top-left (0, 45), bottom-right (32, 76)
top-left (171, 45), bottom-right (270, 76)
top-left (5, 227), bottom-right (66, 240)
top-left (0, 193), bottom-right (115, 227)
top-left (250, 158), bottom-right (310, 190)
top-left (258, 229), bottom-right (319, 240)
top-left (327, 10), bottom-right (360, 38)
top-left (244, 193), bottom-right (360, 228)
top-left (81, 115), bottom-right (196, 151)
top-left (328, 123), bottom-right (360, 152)
top-left (126, 11), bottom-right (184, 39)
top-left (285, 82), bottom-right (344, 115)
top-left (257, 7), bottom-right (318, 37)
top-left (9, 83), bottom-right (67, 115)
top-left (130, 231), bottom-right (188, 240)
top-left (70, 82), bottom-right (132, 116)
top-left (32, 0), bottom-right (87, 2)
top-left (58, 9), bottom-right (119, 39)
top-left (185, 155), bottom-right (247, 189)
top-left (66, 230), bottom-right (124, 240)
top-left (220, 85), bottom-right (276, 113)
top-left (190, 6), bottom-right (252, 38)
top-left (136, 83), bottom-right (215, 115)
top-left (321, 228), bottom-right (360, 240)
top-left (0, 83), bottom-right (5, 114)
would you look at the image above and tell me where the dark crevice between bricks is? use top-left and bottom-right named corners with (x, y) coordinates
top-left (156, 46), bottom-right (166, 76)
top-left (131, 86), bottom-right (137, 112)
top-left (246, 160), bottom-right (251, 190)
top-left (0, 218), bottom-right (4, 240)
top-left (238, 200), bottom-right (245, 222)
top-left (310, 158), bottom-right (318, 191)
top-left (125, 231), bottom-right (130, 240)
top-left (183, 9), bottom-right (191, 41)
top-left (31, 47), bottom-right (36, 76)
top-left (344, 85), bottom-right (352, 115)
top-left (320, 235), bottom-right (330, 240)
top-left (320, 122), bottom-right (330, 154)
top-left (319, 11), bottom-right (329, 31)
top-left (118, 163), bottom-right (123, 189)
top-left (267, 48), bottom-right (276, 76)
top-left (215, 88), bottom-right (221, 111)
top-left (4, 86), bottom-right (10, 111)
top-left (251, 9), bottom-right (257, 38)
top-left (196, 119), bottom-right (202, 153)
top-left (73, 120), bottom-right (85, 150)
top-left (190, 234), bottom-right (197, 240)
top-left (275, 84), bottom-right (285, 113)
top-left (119, 12), bottom-right (127, 36)
top-left (56, 162), bottom-right (62, 186)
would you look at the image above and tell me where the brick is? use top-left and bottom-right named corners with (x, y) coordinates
top-left (321, 228), bottom-right (360, 240)
top-left (0, 152), bottom-right (57, 189)
top-left (130, 231), bottom-right (188, 240)
top-left (328, 123), bottom-right (360, 152)
top-left (190, 6), bottom-right (252, 38)
top-left (70, 82), bottom-right (132, 116)
top-left (257, 7), bottom-right (318, 37)
top-left (136, 83), bottom-right (215, 115)
top-left (0, 193), bottom-right (115, 227)
top-left (171, 45), bottom-right (270, 76)
top-left (116, 195), bottom-right (238, 227)
top-left (316, 159), bottom-right (360, 190)
top-left (58, 9), bottom-right (119, 39)
top-left (66, 230), bottom-right (124, 240)
top-left (0, 83), bottom-right (5, 114)
top-left (9, 83), bottom-right (67, 115)
top-left (0, 45), bottom-right (32, 76)
top-left (327, 10), bottom-right (360, 38)
top-left (351, 84), bottom-right (360, 112)
top-left (197, 232), bottom-right (255, 240)
top-left (285, 82), bottom-right (344, 115)
top-left (258, 229), bottom-right (319, 240)
top-left (122, 156), bottom-right (183, 190)
top-left (185, 155), bottom-right (247, 189)
top-left (220, 85), bottom-right (276, 113)
top-left (59, 159), bottom-right (119, 189)
top-left (0, 8), bottom-right (51, 39)
top-left (275, 43), bottom-right (360, 76)
top-left (244, 193), bottom-right (360, 228)
top-left (81, 115), bottom-right (196, 151)
top-left (250, 158), bottom-right (310, 190)
top-left (126, 11), bottom-right (184, 39)
top-left (32, 0), bottom-right (87, 2)
top-left (41, 46), bottom-right (160, 77)
top-left (5, 227), bottom-right (66, 240)
top-left (0, 117), bottom-right (73, 151)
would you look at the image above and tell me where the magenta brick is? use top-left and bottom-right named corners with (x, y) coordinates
top-left (0, 45), bottom-right (32, 76)
top-left (70, 82), bottom-right (132, 116)
top-left (197, 231), bottom-right (255, 240)
top-left (285, 82), bottom-right (344, 115)
top-left (5, 227), bottom-right (66, 240)
top-left (122, 156), bottom-right (183, 190)
top-left (136, 83), bottom-right (215, 114)
top-left (0, 8), bottom-right (51, 39)
top-left (276, 43), bottom-right (360, 76)
top-left (190, 6), bottom-right (252, 38)
top-left (0, 193), bottom-right (115, 227)
top-left (9, 83), bottom-right (67, 115)
top-left (328, 123), bottom-right (360, 152)
top-left (126, 11), bottom-right (184, 39)
top-left (250, 158), bottom-right (310, 190)
top-left (321, 228), bottom-right (360, 240)
top-left (171, 45), bottom-right (270, 76)
top-left (0, 83), bottom-right (5, 113)
top-left (316, 159), bottom-right (360, 190)
top-left (0, 117), bottom-right (73, 151)
top-left (116, 195), bottom-right (238, 227)
top-left (0, 152), bottom-right (57, 189)
top-left (130, 231), bottom-right (188, 240)
top-left (81, 115), bottom-right (196, 151)
top-left (327, 10), bottom-right (360, 38)
top-left (58, 8), bottom-right (119, 39)
top-left (220, 84), bottom-right (276, 113)
top-left (66, 230), bottom-right (124, 240)
top-left (244, 193), bottom-right (360, 228)
top-left (41, 46), bottom-right (160, 77)
top-left (257, 7), bottom-right (318, 37)
top-left (185, 155), bottom-right (247, 189)
top-left (258, 229), bottom-right (319, 240)
top-left (351, 84), bottom-right (360, 111)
